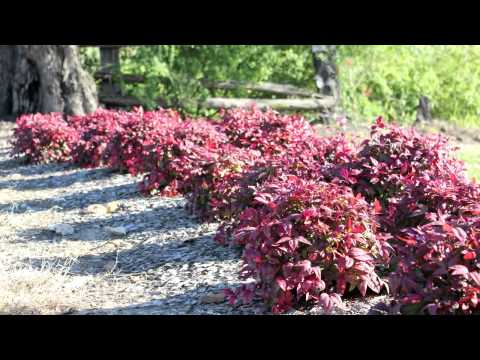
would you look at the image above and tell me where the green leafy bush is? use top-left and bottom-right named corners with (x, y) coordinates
top-left (118, 45), bottom-right (315, 116)
top-left (337, 45), bottom-right (480, 127)
top-left (80, 45), bottom-right (480, 126)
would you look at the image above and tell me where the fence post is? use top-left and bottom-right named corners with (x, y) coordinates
top-left (98, 45), bottom-right (122, 98)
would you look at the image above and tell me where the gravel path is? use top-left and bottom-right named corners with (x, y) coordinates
top-left (0, 121), bottom-right (390, 315)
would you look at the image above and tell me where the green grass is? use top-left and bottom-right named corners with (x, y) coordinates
top-left (457, 144), bottom-right (480, 181)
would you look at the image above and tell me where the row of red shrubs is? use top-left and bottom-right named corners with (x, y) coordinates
top-left (11, 107), bottom-right (480, 314)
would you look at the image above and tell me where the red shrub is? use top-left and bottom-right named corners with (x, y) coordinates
top-left (187, 134), bottom-right (356, 223)
top-left (11, 113), bottom-right (79, 164)
top-left (330, 117), bottom-right (465, 203)
top-left (224, 176), bottom-right (390, 313)
top-left (389, 213), bottom-right (480, 314)
top-left (384, 173), bottom-right (480, 232)
top-left (105, 108), bottom-right (183, 174)
top-left (184, 145), bottom-right (262, 221)
top-left (219, 107), bottom-right (316, 155)
top-left (69, 109), bottom-right (131, 168)
top-left (138, 119), bottom-right (228, 196)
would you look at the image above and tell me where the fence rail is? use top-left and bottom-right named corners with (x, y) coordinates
top-left (80, 45), bottom-right (334, 112)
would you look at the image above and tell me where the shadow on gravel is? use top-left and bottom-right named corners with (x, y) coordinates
top-left (0, 181), bottom-right (141, 213)
top-left (15, 197), bottom-right (194, 242)
top-left (23, 225), bottom-right (239, 275)
top-left (0, 161), bottom-right (88, 184)
top-left (0, 160), bottom-right (78, 177)
top-left (0, 166), bottom-right (119, 191)
top-left (0, 161), bottom-right (19, 175)
top-left (74, 282), bottom-right (265, 315)
top-left (0, 154), bottom-right (22, 174)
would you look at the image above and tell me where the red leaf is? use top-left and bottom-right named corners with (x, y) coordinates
top-left (352, 223), bottom-right (366, 233)
top-left (373, 199), bottom-right (382, 214)
top-left (346, 218), bottom-right (353, 231)
top-left (396, 235), bottom-right (416, 246)
top-left (319, 293), bottom-right (333, 313)
top-left (463, 251), bottom-right (477, 261)
top-left (452, 227), bottom-right (467, 242)
top-left (358, 280), bottom-right (368, 297)
top-left (375, 116), bottom-right (385, 128)
top-left (345, 256), bottom-right (354, 269)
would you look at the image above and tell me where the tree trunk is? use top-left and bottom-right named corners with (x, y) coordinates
top-left (0, 45), bottom-right (98, 119)
top-left (312, 45), bottom-right (340, 100)
top-left (415, 95), bottom-right (432, 125)
top-left (311, 45), bottom-right (339, 123)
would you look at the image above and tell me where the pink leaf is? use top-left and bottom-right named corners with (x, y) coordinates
top-left (276, 236), bottom-right (291, 244)
top-left (449, 265), bottom-right (469, 276)
top-left (469, 272), bottom-right (480, 286)
top-left (276, 277), bottom-right (287, 292)
top-left (296, 236), bottom-right (312, 245)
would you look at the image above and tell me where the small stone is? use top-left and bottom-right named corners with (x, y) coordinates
top-left (200, 292), bottom-right (226, 304)
top-left (105, 226), bottom-right (128, 236)
top-left (83, 204), bottom-right (108, 215)
top-left (48, 224), bottom-right (75, 236)
top-left (83, 202), bottom-right (120, 215)
top-left (105, 201), bottom-right (120, 213)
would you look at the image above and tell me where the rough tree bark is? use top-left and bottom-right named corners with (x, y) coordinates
top-left (311, 45), bottom-right (340, 123)
top-left (0, 45), bottom-right (98, 119)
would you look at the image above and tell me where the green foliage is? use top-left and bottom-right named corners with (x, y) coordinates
top-left (457, 144), bottom-right (480, 181)
top-left (78, 45), bottom-right (480, 127)
top-left (118, 46), bottom-right (314, 116)
top-left (337, 45), bottom-right (480, 127)
top-left (78, 47), bottom-right (100, 75)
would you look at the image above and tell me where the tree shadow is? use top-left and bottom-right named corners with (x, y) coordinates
top-left (23, 222), bottom-right (239, 275)
top-left (0, 166), bottom-right (119, 191)
top-left (0, 181), bottom-right (142, 213)
top-left (16, 192), bottom-right (191, 239)
top-left (0, 152), bottom-right (23, 174)
top-left (72, 282), bottom-right (267, 315)
top-left (19, 161), bottom-right (76, 174)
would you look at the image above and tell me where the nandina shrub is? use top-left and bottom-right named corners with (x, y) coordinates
top-left (174, 117), bottom-right (228, 149)
top-left (219, 107), bottom-right (316, 155)
top-left (389, 213), bottom-right (480, 314)
top-left (329, 117), bottom-right (465, 203)
top-left (224, 176), bottom-right (390, 313)
top-left (11, 113), bottom-right (79, 164)
top-left (105, 108), bottom-right (183, 174)
top-left (183, 144), bottom-right (262, 221)
top-left (187, 134), bottom-right (356, 224)
top-left (69, 109), bottom-right (131, 168)
top-left (383, 173), bottom-right (480, 232)
top-left (139, 118), bottom-right (229, 196)
top-left (141, 141), bottom-right (222, 197)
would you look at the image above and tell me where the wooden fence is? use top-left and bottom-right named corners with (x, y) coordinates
top-left (80, 45), bottom-right (335, 112)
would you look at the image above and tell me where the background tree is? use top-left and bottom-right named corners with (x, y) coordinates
top-left (311, 45), bottom-right (340, 122)
top-left (0, 45), bottom-right (98, 119)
